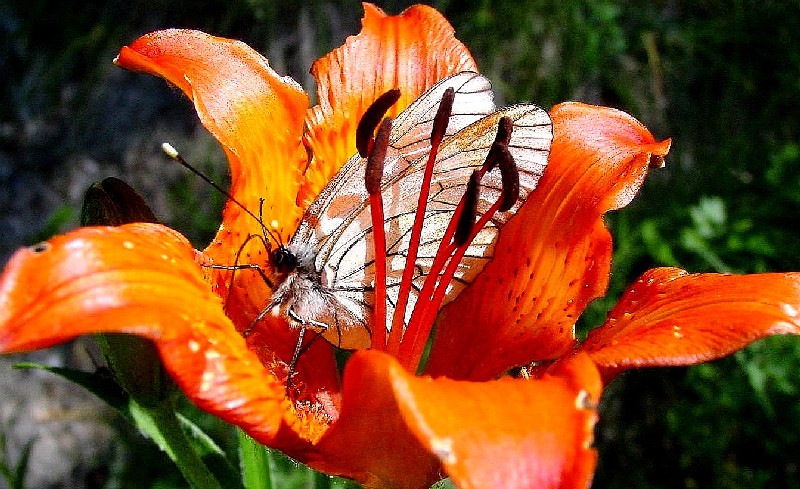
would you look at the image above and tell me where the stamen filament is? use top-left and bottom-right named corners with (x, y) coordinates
top-left (398, 194), bottom-right (507, 366)
top-left (367, 118), bottom-right (393, 350)
top-left (395, 120), bottom-right (519, 369)
top-left (399, 164), bottom-right (489, 345)
top-left (388, 87), bottom-right (455, 353)
top-left (420, 123), bottom-right (512, 271)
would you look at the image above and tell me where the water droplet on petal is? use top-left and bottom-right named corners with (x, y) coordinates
top-left (200, 371), bottom-right (214, 392)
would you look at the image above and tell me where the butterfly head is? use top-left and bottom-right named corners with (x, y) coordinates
top-left (271, 243), bottom-right (318, 276)
top-left (271, 246), bottom-right (298, 274)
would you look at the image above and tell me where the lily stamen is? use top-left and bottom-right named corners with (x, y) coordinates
top-left (357, 88), bottom-right (403, 350)
top-left (356, 88), bottom-right (402, 158)
top-left (365, 117), bottom-right (393, 349)
top-left (401, 147), bottom-right (520, 366)
top-left (394, 120), bottom-right (521, 369)
top-left (388, 87), bottom-right (456, 352)
top-left (453, 170), bottom-right (481, 246)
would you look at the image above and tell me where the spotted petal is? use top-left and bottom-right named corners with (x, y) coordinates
top-left (0, 224), bottom-right (288, 442)
top-left (581, 267), bottom-right (800, 382)
top-left (116, 29), bottom-right (309, 247)
top-left (426, 102), bottom-right (672, 380)
top-left (114, 29), bottom-right (345, 395)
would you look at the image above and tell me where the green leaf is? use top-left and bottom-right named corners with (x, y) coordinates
top-left (94, 333), bottom-right (174, 408)
top-left (127, 404), bottom-right (226, 489)
top-left (238, 429), bottom-right (274, 489)
top-left (13, 362), bottom-right (128, 412)
top-left (0, 423), bottom-right (33, 489)
top-left (180, 414), bottom-right (241, 489)
top-left (11, 439), bottom-right (34, 489)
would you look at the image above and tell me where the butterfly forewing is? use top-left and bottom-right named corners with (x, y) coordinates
top-left (289, 72), bottom-right (552, 346)
top-left (293, 71), bottom-right (495, 247)
top-left (388, 71), bottom-right (495, 164)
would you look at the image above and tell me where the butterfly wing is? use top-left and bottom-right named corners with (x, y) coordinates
top-left (290, 72), bottom-right (495, 345)
top-left (295, 71), bottom-right (496, 243)
top-left (290, 72), bottom-right (552, 347)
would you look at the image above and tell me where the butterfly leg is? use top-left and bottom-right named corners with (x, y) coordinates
top-left (242, 296), bottom-right (281, 338)
top-left (285, 308), bottom-right (329, 396)
top-left (286, 325), bottom-right (306, 392)
top-left (287, 308), bottom-right (329, 369)
top-left (203, 263), bottom-right (274, 288)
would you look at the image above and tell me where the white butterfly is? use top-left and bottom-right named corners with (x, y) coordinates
top-left (258, 71), bottom-right (553, 351)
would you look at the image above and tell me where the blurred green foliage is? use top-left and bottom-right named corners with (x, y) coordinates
top-left (2, 0), bottom-right (799, 488)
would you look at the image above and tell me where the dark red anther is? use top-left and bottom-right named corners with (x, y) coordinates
top-left (484, 117), bottom-right (514, 171)
top-left (454, 170), bottom-right (480, 246)
top-left (496, 143), bottom-right (519, 212)
top-left (495, 116), bottom-right (513, 145)
top-left (366, 117), bottom-right (393, 195)
top-left (430, 87), bottom-right (455, 148)
top-left (649, 153), bottom-right (666, 168)
top-left (356, 89), bottom-right (401, 158)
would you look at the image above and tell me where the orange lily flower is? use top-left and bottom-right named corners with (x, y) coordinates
top-left (1, 4), bottom-right (799, 489)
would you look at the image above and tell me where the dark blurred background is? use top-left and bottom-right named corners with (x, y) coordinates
top-left (1, 0), bottom-right (799, 488)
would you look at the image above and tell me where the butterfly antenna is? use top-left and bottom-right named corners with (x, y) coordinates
top-left (161, 142), bottom-right (281, 246)
top-left (257, 198), bottom-right (285, 248)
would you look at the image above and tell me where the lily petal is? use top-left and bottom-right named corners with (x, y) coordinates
top-left (397, 352), bottom-right (601, 489)
top-left (311, 350), bottom-right (601, 488)
top-left (0, 224), bottom-right (288, 442)
top-left (301, 3), bottom-right (478, 205)
top-left (115, 28), bottom-right (310, 250)
top-left (311, 350), bottom-right (441, 489)
top-left (581, 267), bottom-right (800, 382)
top-left (427, 102), bottom-right (672, 380)
top-left (115, 30), bottom-right (337, 384)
